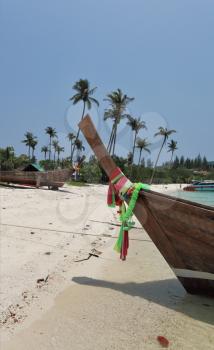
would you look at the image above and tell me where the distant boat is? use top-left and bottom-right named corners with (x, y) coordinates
top-left (184, 180), bottom-right (214, 192)
top-left (0, 168), bottom-right (73, 189)
top-left (79, 115), bottom-right (214, 298)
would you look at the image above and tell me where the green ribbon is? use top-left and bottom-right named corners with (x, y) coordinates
top-left (120, 183), bottom-right (150, 223)
top-left (114, 182), bottom-right (150, 254)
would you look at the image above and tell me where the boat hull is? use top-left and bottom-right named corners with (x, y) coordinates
top-left (79, 115), bottom-right (214, 298)
top-left (0, 169), bottom-right (73, 189)
top-left (184, 185), bottom-right (214, 192)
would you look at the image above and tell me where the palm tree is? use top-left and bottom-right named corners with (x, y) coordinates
top-left (52, 139), bottom-right (59, 163)
top-left (22, 132), bottom-right (34, 159)
top-left (126, 116), bottom-right (146, 164)
top-left (45, 127), bottom-right (57, 161)
top-left (168, 139), bottom-right (178, 165)
top-left (136, 138), bottom-right (151, 166)
top-left (56, 145), bottom-right (64, 163)
top-left (67, 132), bottom-right (76, 162)
top-left (74, 139), bottom-right (85, 161)
top-left (69, 79), bottom-right (99, 162)
top-left (104, 89), bottom-right (134, 156)
top-left (127, 151), bottom-right (133, 166)
top-left (31, 139), bottom-right (38, 159)
top-left (41, 146), bottom-right (48, 160)
top-left (150, 127), bottom-right (176, 184)
top-left (5, 146), bottom-right (15, 160)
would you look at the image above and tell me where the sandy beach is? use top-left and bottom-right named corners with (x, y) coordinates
top-left (0, 184), bottom-right (214, 349)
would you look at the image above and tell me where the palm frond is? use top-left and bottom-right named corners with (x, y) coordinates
top-left (89, 97), bottom-right (99, 107)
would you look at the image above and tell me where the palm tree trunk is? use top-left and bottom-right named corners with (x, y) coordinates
top-left (138, 149), bottom-right (142, 166)
top-left (45, 152), bottom-right (47, 160)
top-left (28, 146), bottom-right (31, 160)
top-left (71, 101), bottom-right (86, 163)
top-left (129, 131), bottom-right (137, 178)
top-left (109, 125), bottom-right (115, 155)
top-left (107, 126), bottom-right (114, 152)
top-left (132, 131), bottom-right (137, 164)
top-left (112, 123), bottom-right (118, 156)
top-left (70, 141), bottom-right (73, 162)
top-left (170, 151), bottom-right (174, 168)
top-left (108, 123), bottom-right (116, 155)
top-left (150, 139), bottom-right (165, 184)
top-left (49, 136), bottom-right (52, 161)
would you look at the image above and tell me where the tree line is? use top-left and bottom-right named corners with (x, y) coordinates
top-left (1, 78), bottom-right (212, 183)
top-left (169, 154), bottom-right (210, 170)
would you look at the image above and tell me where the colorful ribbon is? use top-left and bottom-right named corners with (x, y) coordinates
top-left (107, 167), bottom-right (150, 260)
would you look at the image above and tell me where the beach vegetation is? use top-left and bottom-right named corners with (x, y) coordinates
top-left (126, 116), bottom-right (147, 165)
top-left (136, 138), bottom-right (151, 166)
top-left (150, 127), bottom-right (176, 184)
top-left (67, 133), bottom-right (76, 162)
top-left (167, 139), bottom-right (178, 166)
top-left (80, 158), bottom-right (102, 184)
top-left (45, 127), bottom-right (57, 161)
top-left (104, 89), bottom-right (134, 156)
top-left (22, 132), bottom-right (38, 160)
top-left (41, 146), bottom-right (49, 160)
top-left (69, 79), bottom-right (99, 163)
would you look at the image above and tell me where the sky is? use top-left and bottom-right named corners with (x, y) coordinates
top-left (0, 0), bottom-right (213, 164)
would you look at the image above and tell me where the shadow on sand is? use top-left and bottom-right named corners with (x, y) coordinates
top-left (72, 276), bottom-right (214, 325)
top-left (0, 183), bottom-right (71, 193)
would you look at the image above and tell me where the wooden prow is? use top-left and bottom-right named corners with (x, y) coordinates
top-left (79, 115), bottom-right (214, 297)
top-left (78, 115), bottom-right (116, 177)
top-left (79, 115), bottom-right (185, 267)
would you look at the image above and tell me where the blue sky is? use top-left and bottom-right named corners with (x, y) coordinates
top-left (0, 0), bottom-right (213, 164)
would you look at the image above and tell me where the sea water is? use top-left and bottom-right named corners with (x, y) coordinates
top-left (171, 190), bottom-right (214, 207)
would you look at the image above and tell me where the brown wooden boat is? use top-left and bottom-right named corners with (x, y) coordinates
top-left (79, 115), bottom-right (214, 298)
top-left (0, 168), bottom-right (73, 189)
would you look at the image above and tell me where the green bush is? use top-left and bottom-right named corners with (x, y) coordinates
top-left (80, 162), bottom-right (102, 183)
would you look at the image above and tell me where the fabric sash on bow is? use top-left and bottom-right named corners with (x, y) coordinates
top-left (107, 167), bottom-right (149, 260)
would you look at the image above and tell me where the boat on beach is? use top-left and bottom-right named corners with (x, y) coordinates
top-left (79, 115), bottom-right (214, 298)
top-left (184, 180), bottom-right (214, 192)
top-left (0, 168), bottom-right (73, 189)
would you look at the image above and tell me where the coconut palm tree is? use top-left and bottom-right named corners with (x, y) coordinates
top-left (22, 132), bottom-right (35, 159)
top-left (5, 146), bottom-right (15, 160)
top-left (126, 116), bottom-right (146, 164)
top-left (56, 145), bottom-right (64, 163)
top-left (168, 139), bottom-right (178, 166)
top-left (136, 138), bottom-right (151, 166)
top-left (67, 132), bottom-right (76, 162)
top-left (41, 146), bottom-right (48, 160)
top-left (104, 89), bottom-right (134, 156)
top-left (74, 139), bottom-right (85, 160)
top-left (150, 127), bottom-right (176, 184)
top-left (52, 139), bottom-right (59, 163)
top-left (69, 79), bottom-right (99, 161)
top-left (75, 139), bottom-right (85, 151)
top-left (127, 152), bottom-right (133, 166)
top-left (31, 139), bottom-right (38, 159)
top-left (45, 127), bottom-right (57, 160)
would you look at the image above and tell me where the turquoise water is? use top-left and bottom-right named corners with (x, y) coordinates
top-left (171, 190), bottom-right (214, 207)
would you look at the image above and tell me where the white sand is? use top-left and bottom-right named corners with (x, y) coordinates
top-left (0, 184), bottom-right (213, 349)
top-left (150, 183), bottom-right (187, 194)
top-left (0, 184), bottom-right (115, 337)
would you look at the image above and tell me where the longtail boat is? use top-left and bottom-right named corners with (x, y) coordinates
top-left (0, 168), bottom-right (73, 189)
top-left (79, 115), bottom-right (214, 298)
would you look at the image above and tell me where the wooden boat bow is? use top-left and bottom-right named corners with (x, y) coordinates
top-left (79, 115), bottom-right (214, 297)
